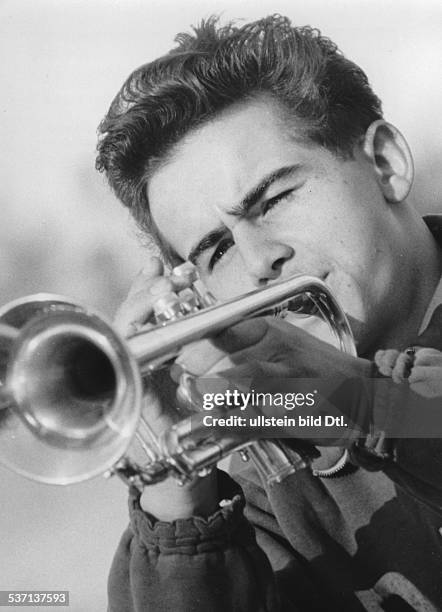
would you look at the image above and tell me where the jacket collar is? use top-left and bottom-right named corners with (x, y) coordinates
top-left (419, 215), bottom-right (442, 334)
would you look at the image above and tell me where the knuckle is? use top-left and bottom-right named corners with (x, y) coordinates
top-left (150, 277), bottom-right (174, 296)
top-left (384, 349), bottom-right (400, 366)
top-left (414, 348), bottom-right (442, 365)
top-left (408, 366), bottom-right (427, 383)
top-left (139, 256), bottom-right (164, 278)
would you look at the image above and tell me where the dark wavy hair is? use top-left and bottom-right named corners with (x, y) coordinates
top-left (96, 15), bottom-right (382, 249)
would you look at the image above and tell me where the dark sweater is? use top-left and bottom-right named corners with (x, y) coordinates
top-left (108, 218), bottom-right (442, 612)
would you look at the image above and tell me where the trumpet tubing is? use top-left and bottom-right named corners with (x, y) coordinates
top-left (0, 272), bottom-right (355, 488)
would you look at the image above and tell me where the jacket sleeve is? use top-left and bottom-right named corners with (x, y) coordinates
top-left (108, 470), bottom-right (284, 612)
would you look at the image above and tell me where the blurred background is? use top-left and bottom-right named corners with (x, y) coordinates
top-left (1, 1), bottom-right (441, 610)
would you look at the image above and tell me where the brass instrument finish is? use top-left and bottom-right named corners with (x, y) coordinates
top-left (0, 272), bottom-right (355, 488)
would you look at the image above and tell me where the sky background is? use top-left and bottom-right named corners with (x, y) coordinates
top-left (1, 1), bottom-right (441, 610)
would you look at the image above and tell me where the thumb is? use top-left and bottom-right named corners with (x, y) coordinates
top-left (212, 318), bottom-right (270, 353)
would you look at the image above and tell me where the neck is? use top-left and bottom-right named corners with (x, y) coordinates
top-left (364, 213), bottom-right (442, 357)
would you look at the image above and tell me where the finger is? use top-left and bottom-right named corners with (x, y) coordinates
top-left (409, 366), bottom-right (442, 398)
top-left (374, 350), bottom-right (386, 369)
top-left (409, 364), bottom-right (442, 384)
top-left (211, 318), bottom-right (270, 353)
top-left (114, 290), bottom-right (157, 336)
top-left (175, 339), bottom-right (235, 377)
top-left (114, 261), bottom-right (175, 336)
top-left (176, 318), bottom-right (282, 378)
top-left (391, 351), bottom-right (413, 384)
top-left (374, 349), bottom-right (400, 377)
top-left (213, 359), bottom-right (291, 380)
top-left (413, 348), bottom-right (442, 367)
top-left (169, 263), bottom-right (200, 292)
top-left (116, 258), bottom-right (203, 337)
top-left (127, 257), bottom-right (164, 296)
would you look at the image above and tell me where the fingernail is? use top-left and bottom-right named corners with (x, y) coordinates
top-left (149, 279), bottom-right (173, 295)
top-left (170, 363), bottom-right (185, 383)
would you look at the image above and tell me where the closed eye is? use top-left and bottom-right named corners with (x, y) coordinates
top-left (262, 188), bottom-right (295, 215)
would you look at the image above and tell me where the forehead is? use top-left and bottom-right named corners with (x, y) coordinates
top-left (147, 98), bottom-right (313, 258)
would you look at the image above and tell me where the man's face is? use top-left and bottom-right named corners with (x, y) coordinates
top-left (148, 98), bottom-right (403, 353)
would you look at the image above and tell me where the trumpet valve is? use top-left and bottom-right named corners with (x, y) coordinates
top-left (153, 293), bottom-right (185, 323)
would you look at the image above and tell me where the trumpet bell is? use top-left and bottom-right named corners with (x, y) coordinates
top-left (0, 296), bottom-right (141, 485)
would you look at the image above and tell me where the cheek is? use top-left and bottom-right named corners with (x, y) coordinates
top-left (310, 203), bottom-right (382, 277)
top-left (201, 252), bottom-right (254, 301)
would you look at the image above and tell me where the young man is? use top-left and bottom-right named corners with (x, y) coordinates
top-left (96, 16), bottom-right (442, 612)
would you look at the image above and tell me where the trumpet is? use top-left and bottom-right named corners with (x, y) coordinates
top-left (0, 269), bottom-right (356, 490)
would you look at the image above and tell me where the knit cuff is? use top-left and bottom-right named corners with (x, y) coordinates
top-left (128, 469), bottom-right (250, 554)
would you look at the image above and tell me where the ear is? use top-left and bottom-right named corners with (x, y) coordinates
top-left (362, 120), bottom-right (414, 203)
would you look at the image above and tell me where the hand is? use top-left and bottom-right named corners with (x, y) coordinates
top-left (176, 316), bottom-right (373, 446)
top-left (115, 257), bottom-right (219, 521)
top-left (115, 256), bottom-right (179, 436)
top-left (177, 316), bottom-right (370, 380)
top-left (374, 348), bottom-right (413, 384)
top-left (408, 348), bottom-right (442, 398)
top-left (374, 347), bottom-right (442, 397)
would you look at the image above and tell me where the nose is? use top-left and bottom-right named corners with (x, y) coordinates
top-left (234, 226), bottom-right (294, 286)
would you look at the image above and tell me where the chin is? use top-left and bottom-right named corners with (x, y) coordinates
top-left (344, 315), bottom-right (374, 355)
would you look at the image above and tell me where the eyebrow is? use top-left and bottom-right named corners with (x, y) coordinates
top-left (187, 164), bottom-right (302, 265)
